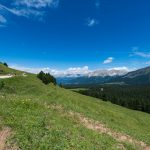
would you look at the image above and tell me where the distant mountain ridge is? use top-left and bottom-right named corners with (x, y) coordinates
top-left (57, 66), bottom-right (150, 85)
top-left (110, 66), bottom-right (150, 85)
top-left (57, 76), bottom-right (116, 85)
top-left (57, 68), bottom-right (128, 85)
top-left (88, 68), bottom-right (128, 77)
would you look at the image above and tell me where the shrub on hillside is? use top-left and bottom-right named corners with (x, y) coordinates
top-left (37, 71), bottom-right (56, 85)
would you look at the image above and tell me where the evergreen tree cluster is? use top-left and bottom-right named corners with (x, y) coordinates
top-left (78, 85), bottom-right (150, 113)
top-left (37, 71), bottom-right (56, 85)
top-left (0, 62), bottom-right (8, 67)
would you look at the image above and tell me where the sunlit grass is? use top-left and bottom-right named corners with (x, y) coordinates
top-left (0, 75), bottom-right (150, 149)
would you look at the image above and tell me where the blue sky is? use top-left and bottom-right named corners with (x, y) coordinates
top-left (0, 0), bottom-right (150, 75)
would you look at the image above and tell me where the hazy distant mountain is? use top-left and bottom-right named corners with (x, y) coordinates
top-left (110, 66), bottom-right (150, 85)
top-left (57, 66), bottom-right (150, 85)
top-left (88, 69), bottom-right (128, 77)
top-left (57, 68), bottom-right (129, 85)
top-left (57, 76), bottom-right (116, 85)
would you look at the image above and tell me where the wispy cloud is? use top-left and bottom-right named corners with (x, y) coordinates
top-left (10, 65), bottom-right (91, 77)
top-left (108, 67), bottom-right (130, 71)
top-left (0, 4), bottom-right (43, 18)
top-left (145, 61), bottom-right (150, 65)
top-left (10, 64), bottom-right (132, 77)
top-left (0, 13), bottom-right (7, 27)
top-left (14, 0), bottom-right (59, 9)
top-left (131, 47), bottom-right (150, 58)
top-left (133, 51), bottom-right (150, 58)
top-left (86, 18), bottom-right (98, 27)
top-left (0, 0), bottom-right (59, 23)
top-left (0, 14), bottom-right (7, 23)
top-left (103, 57), bottom-right (114, 64)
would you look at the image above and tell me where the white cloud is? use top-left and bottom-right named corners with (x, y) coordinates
top-left (133, 51), bottom-right (150, 58)
top-left (0, 4), bottom-right (42, 18)
top-left (14, 0), bottom-right (59, 9)
top-left (0, 6), bottom-right (44, 18)
top-left (130, 47), bottom-right (150, 58)
top-left (0, 0), bottom-right (59, 21)
top-left (67, 66), bottom-right (90, 76)
top-left (10, 65), bottom-right (133, 77)
top-left (108, 67), bottom-right (129, 71)
top-left (145, 61), bottom-right (150, 65)
top-left (103, 57), bottom-right (114, 64)
top-left (10, 65), bottom-right (91, 77)
top-left (86, 18), bottom-right (98, 27)
top-left (0, 15), bottom-right (7, 23)
top-left (0, 14), bottom-right (7, 27)
top-left (13, 8), bottom-right (44, 18)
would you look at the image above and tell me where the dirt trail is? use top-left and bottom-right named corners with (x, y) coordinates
top-left (50, 104), bottom-right (150, 150)
top-left (70, 112), bottom-right (150, 150)
top-left (0, 75), bottom-right (13, 79)
top-left (0, 128), bottom-right (11, 150)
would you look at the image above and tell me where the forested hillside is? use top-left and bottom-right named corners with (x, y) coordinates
top-left (77, 85), bottom-right (150, 113)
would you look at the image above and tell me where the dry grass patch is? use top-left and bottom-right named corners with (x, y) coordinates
top-left (0, 128), bottom-right (11, 150)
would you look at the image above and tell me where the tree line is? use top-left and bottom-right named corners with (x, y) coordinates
top-left (37, 71), bottom-right (56, 85)
top-left (77, 85), bottom-right (150, 113)
top-left (0, 62), bottom-right (8, 67)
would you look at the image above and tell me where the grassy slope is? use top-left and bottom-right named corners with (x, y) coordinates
top-left (0, 73), bottom-right (150, 149)
top-left (0, 64), bottom-right (24, 75)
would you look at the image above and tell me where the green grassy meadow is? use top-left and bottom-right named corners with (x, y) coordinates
top-left (0, 65), bottom-right (150, 150)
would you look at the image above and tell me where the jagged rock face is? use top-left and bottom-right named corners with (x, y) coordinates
top-left (88, 69), bottom-right (128, 77)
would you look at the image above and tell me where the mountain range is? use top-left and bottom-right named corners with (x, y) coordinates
top-left (57, 66), bottom-right (150, 85)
